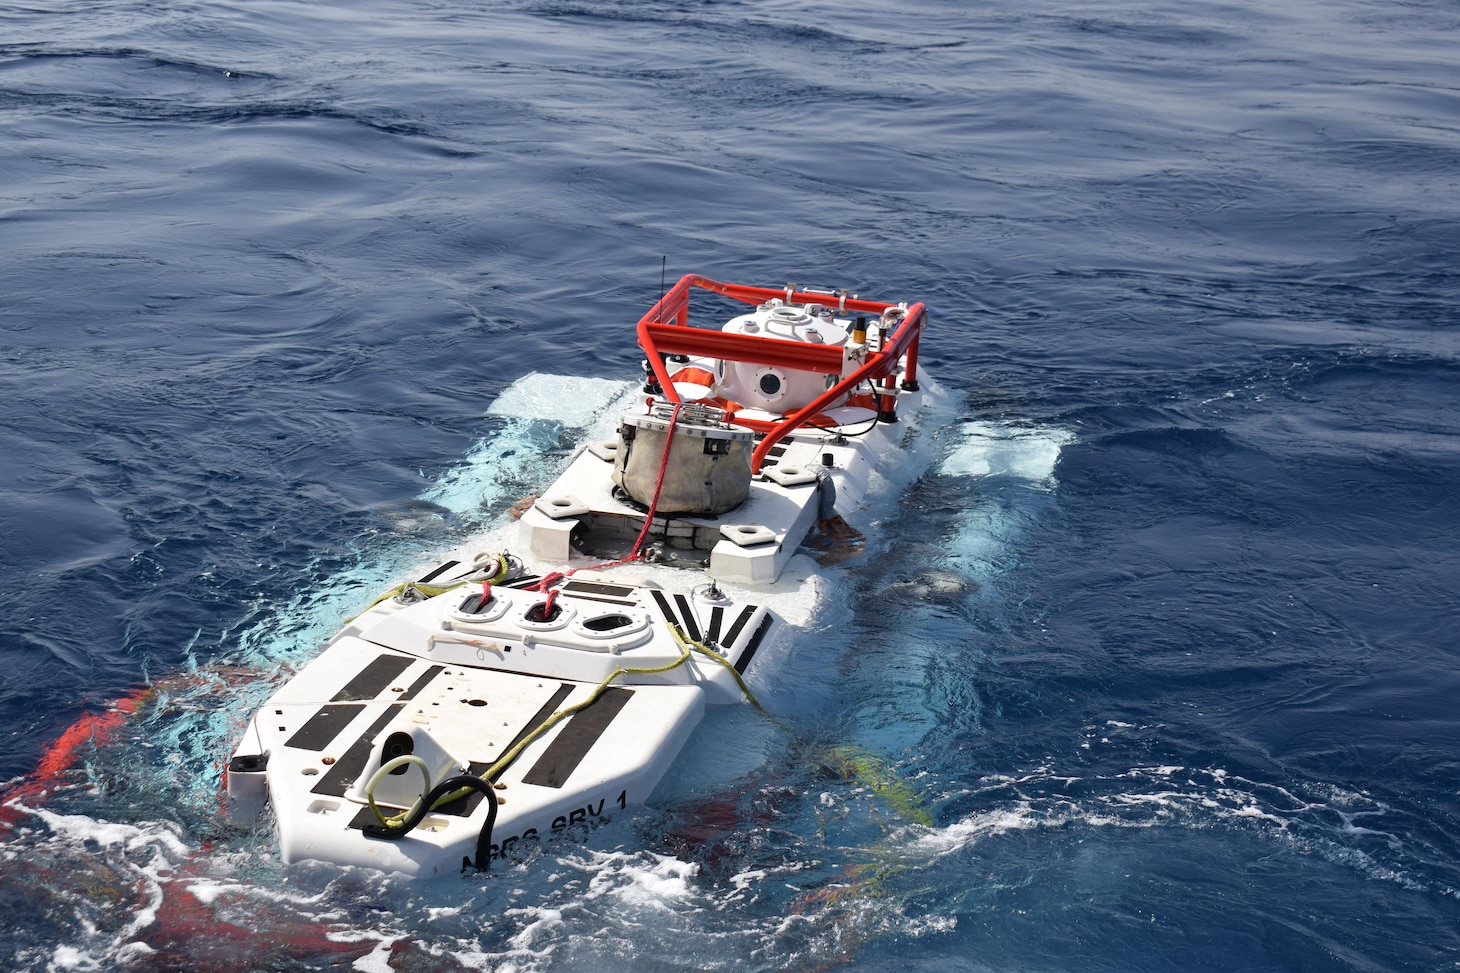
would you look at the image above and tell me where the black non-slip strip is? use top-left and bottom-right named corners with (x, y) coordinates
top-left (705, 605), bottom-right (725, 646)
top-left (520, 688), bottom-right (634, 789)
top-left (398, 664), bottom-right (443, 701)
top-left (562, 580), bottom-right (637, 599)
top-left (673, 593), bottom-right (701, 641)
top-left (561, 591), bottom-right (641, 607)
top-left (649, 589), bottom-right (679, 629)
top-left (332, 653), bottom-right (415, 702)
top-left (286, 704), bottom-right (364, 752)
top-left (347, 804), bottom-right (385, 832)
top-left (416, 559), bottom-right (460, 584)
top-left (734, 612), bottom-right (775, 675)
top-left (721, 604), bottom-right (757, 649)
top-left (312, 704), bottom-right (404, 796)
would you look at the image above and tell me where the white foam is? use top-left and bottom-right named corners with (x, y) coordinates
top-left (22, 804), bottom-right (183, 856)
top-left (939, 421), bottom-right (1073, 481)
top-left (486, 373), bottom-right (630, 425)
top-left (114, 941), bottom-right (156, 965)
top-left (424, 900), bottom-right (474, 921)
top-left (425, 374), bottom-right (634, 518)
top-left (730, 868), bottom-right (768, 890)
top-left (906, 806), bottom-right (1042, 860)
top-left (885, 760), bottom-right (1364, 874)
top-left (48, 946), bottom-right (99, 972)
top-left (504, 906), bottom-right (564, 951)
top-left (185, 878), bottom-right (228, 905)
top-left (16, 807), bottom-right (192, 966)
top-left (351, 936), bottom-right (402, 973)
top-left (584, 850), bottom-right (699, 911)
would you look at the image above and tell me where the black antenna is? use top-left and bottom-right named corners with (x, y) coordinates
top-left (657, 256), bottom-right (667, 322)
top-left (643, 256), bottom-right (670, 396)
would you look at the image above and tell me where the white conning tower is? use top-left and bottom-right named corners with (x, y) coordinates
top-left (716, 301), bottom-right (852, 414)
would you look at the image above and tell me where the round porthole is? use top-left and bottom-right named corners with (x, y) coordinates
top-left (753, 367), bottom-right (788, 404)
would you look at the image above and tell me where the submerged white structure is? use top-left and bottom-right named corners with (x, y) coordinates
top-left (226, 275), bottom-right (932, 877)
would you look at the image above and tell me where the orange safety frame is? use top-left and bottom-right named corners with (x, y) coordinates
top-left (638, 274), bottom-right (925, 473)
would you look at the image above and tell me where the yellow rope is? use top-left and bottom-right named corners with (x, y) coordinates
top-left (686, 635), bottom-right (765, 714)
top-left (364, 754), bottom-right (434, 829)
top-left (353, 553), bottom-right (512, 619)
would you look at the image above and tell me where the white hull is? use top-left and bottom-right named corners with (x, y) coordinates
top-left (227, 276), bottom-right (935, 876)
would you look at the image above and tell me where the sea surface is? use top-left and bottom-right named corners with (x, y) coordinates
top-left (3, 0), bottom-right (1459, 970)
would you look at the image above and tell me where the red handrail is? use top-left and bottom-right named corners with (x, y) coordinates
top-left (640, 321), bottom-right (844, 374)
top-left (636, 274), bottom-right (925, 473)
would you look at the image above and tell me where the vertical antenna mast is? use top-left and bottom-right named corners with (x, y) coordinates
top-left (657, 256), bottom-right (667, 322)
top-left (642, 256), bottom-right (670, 395)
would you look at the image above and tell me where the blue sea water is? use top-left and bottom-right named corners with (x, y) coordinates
top-left (3, 0), bottom-right (1460, 969)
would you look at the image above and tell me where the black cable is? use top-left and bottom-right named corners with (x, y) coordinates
top-left (361, 773), bottom-right (501, 871)
top-left (801, 382), bottom-right (886, 438)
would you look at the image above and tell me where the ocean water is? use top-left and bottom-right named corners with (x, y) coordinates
top-left (3, 0), bottom-right (1459, 969)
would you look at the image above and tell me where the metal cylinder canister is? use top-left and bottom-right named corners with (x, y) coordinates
top-left (612, 404), bottom-right (755, 516)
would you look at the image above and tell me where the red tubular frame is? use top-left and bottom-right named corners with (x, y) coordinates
top-left (637, 274), bottom-right (925, 473)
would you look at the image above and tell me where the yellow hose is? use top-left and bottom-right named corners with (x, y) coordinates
top-left (364, 754), bottom-right (434, 829)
